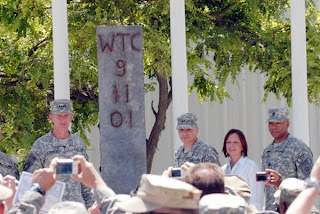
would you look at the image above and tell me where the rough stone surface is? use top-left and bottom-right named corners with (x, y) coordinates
top-left (97, 25), bottom-right (146, 194)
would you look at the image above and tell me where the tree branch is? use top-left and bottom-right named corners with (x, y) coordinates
top-left (28, 35), bottom-right (51, 57)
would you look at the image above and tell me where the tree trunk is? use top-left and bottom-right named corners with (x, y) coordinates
top-left (146, 71), bottom-right (172, 173)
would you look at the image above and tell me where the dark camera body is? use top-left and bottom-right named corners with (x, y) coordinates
top-left (256, 172), bottom-right (270, 181)
top-left (171, 168), bottom-right (182, 179)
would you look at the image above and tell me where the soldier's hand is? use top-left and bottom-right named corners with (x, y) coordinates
top-left (311, 156), bottom-right (320, 184)
top-left (181, 162), bottom-right (195, 173)
top-left (162, 166), bottom-right (173, 178)
top-left (87, 201), bottom-right (100, 214)
top-left (32, 168), bottom-right (57, 192)
top-left (71, 155), bottom-right (106, 189)
top-left (264, 169), bottom-right (282, 189)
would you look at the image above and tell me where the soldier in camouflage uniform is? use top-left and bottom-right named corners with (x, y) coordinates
top-left (174, 113), bottom-right (220, 167)
top-left (23, 99), bottom-right (94, 208)
top-left (0, 131), bottom-right (19, 180)
top-left (262, 107), bottom-right (313, 211)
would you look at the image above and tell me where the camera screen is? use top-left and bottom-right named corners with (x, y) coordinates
top-left (172, 169), bottom-right (181, 177)
top-left (256, 172), bottom-right (267, 181)
top-left (56, 162), bottom-right (73, 174)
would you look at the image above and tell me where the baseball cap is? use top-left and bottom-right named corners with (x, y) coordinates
top-left (50, 99), bottom-right (73, 114)
top-left (115, 174), bottom-right (202, 213)
top-left (176, 113), bottom-right (198, 129)
top-left (267, 107), bottom-right (289, 122)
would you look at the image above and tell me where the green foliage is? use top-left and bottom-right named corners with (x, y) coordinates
top-left (1, 0), bottom-right (320, 167)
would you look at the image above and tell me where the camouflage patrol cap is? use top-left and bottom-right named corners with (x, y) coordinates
top-left (176, 113), bottom-right (198, 129)
top-left (274, 178), bottom-right (305, 205)
top-left (267, 107), bottom-right (289, 122)
top-left (50, 99), bottom-right (73, 114)
top-left (199, 193), bottom-right (247, 214)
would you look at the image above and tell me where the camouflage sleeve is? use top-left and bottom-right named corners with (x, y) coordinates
top-left (7, 190), bottom-right (45, 214)
top-left (81, 183), bottom-right (95, 208)
top-left (173, 150), bottom-right (180, 168)
top-left (202, 147), bottom-right (221, 166)
top-left (13, 162), bottom-right (20, 180)
top-left (295, 146), bottom-right (313, 180)
top-left (23, 150), bottom-right (44, 173)
top-left (93, 186), bottom-right (116, 214)
top-left (79, 145), bottom-right (95, 207)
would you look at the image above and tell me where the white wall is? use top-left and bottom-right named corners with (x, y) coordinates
top-left (148, 69), bottom-right (320, 174)
top-left (88, 68), bottom-right (320, 174)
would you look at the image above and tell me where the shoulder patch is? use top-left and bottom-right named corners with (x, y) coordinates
top-left (23, 152), bottom-right (37, 171)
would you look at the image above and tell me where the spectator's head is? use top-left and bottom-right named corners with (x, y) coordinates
top-left (0, 184), bottom-right (13, 214)
top-left (267, 107), bottom-right (290, 143)
top-left (114, 174), bottom-right (201, 213)
top-left (48, 201), bottom-right (86, 214)
top-left (274, 178), bottom-right (305, 214)
top-left (176, 113), bottom-right (199, 147)
top-left (199, 193), bottom-right (247, 214)
top-left (49, 99), bottom-right (73, 129)
top-left (184, 163), bottom-right (225, 197)
top-left (222, 129), bottom-right (248, 158)
top-left (224, 175), bottom-right (251, 203)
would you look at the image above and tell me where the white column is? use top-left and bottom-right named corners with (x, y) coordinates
top-left (52, 0), bottom-right (70, 100)
top-left (170, 0), bottom-right (188, 152)
top-left (290, 0), bottom-right (310, 146)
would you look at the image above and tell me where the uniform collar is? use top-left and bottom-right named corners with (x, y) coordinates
top-left (50, 131), bottom-right (74, 147)
top-left (267, 133), bottom-right (291, 152)
top-left (177, 139), bottom-right (201, 158)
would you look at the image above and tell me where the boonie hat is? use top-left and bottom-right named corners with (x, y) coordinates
top-left (267, 107), bottom-right (289, 122)
top-left (224, 175), bottom-right (251, 202)
top-left (176, 113), bottom-right (198, 129)
top-left (115, 174), bottom-right (202, 213)
top-left (50, 99), bottom-right (73, 114)
top-left (199, 193), bottom-right (247, 214)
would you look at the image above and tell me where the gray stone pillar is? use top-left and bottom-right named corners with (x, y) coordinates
top-left (96, 25), bottom-right (146, 194)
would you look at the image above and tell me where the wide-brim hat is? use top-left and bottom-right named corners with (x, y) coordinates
top-left (199, 193), bottom-right (247, 214)
top-left (224, 175), bottom-right (251, 202)
top-left (115, 174), bottom-right (202, 213)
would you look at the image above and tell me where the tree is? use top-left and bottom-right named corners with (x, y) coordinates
top-left (0, 0), bottom-right (319, 172)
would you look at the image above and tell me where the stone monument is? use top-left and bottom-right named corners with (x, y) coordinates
top-left (96, 25), bottom-right (146, 193)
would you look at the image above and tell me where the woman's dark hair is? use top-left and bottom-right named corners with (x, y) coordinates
top-left (222, 129), bottom-right (248, 157)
